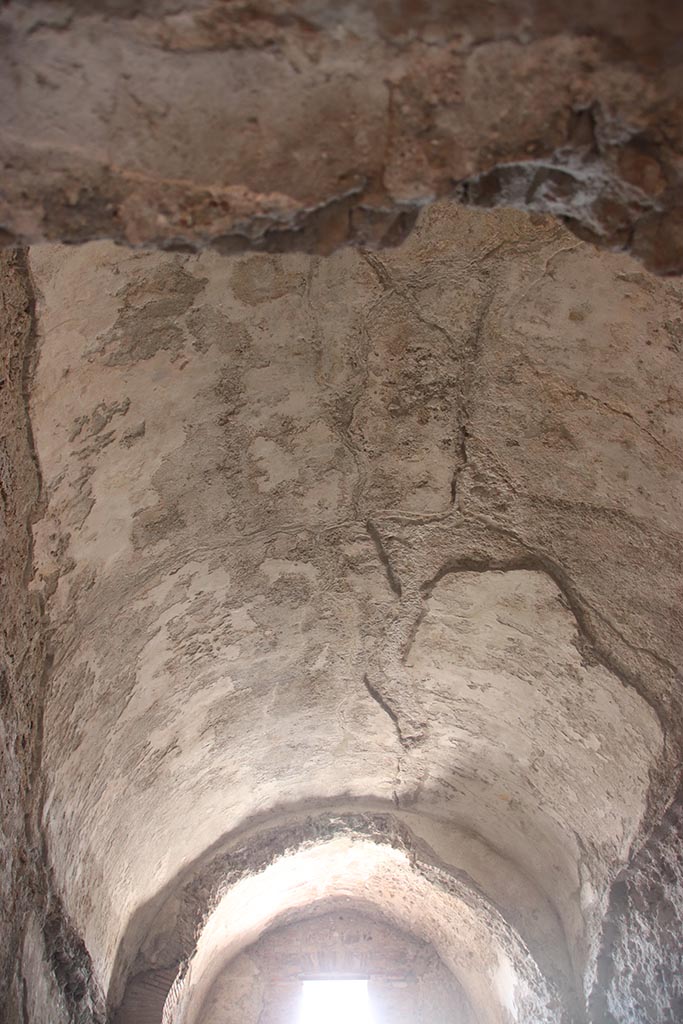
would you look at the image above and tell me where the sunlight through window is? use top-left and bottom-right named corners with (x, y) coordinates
top-left (299, 979), bottom-right (373, 1024)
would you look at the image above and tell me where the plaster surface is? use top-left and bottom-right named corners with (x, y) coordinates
top-left (22, 203), bottom-right (683, 1021)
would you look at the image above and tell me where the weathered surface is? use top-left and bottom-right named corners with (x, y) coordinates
top-left (590, 787), bottom-right (683, 1024)
top-left (0, 250), bottom-right (45, 1021)
top-left (114, 809), bottom-right (572, 1024)
top-left (0, 250), bottom-right (106, 1024)
top-left (176, 827), bottom-right (561, 1024)
top-left (2, 1), bottom-right (683, 271)
top-left (22, 204), bottom-right (682, 1022)
top-left (2, 5), bottom-right (682, 1015)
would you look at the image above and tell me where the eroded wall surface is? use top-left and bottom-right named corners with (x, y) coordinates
top-left (0, 250), bottom-right (44, 1020)
top-left (2, 4), bottom-right (683, 1021)
top-left (1, 1), bottom-right (683, 270)
top-left (591, 787), bottom-right (683, 1024)
top-left (0, 250), bottom-right (108, 1024)
top-left (16, 203), bottom-right (682, 1022)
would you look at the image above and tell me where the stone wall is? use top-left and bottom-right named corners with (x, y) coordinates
top-left (0, 250), bottom-right (105, 1024)
top-left (591, 788), bottom-right (683, 1024)
top-left (198, 909), bottom-right (475, 1024)
top-left (2, 1), bottom-right (683, 270)
top-left (0, 249), bottom-right (45, 1021)
top-left (2, 198), bottom-right (683, 1023)
top-left (23, 205), bottom-right (683, 1023)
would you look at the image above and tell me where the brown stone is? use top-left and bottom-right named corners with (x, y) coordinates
top-left (1, 2), bottom-right (683, 272)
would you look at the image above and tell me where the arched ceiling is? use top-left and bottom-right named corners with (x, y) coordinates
top-left (195, 907), bottom-right (475, 1024)
top-left (178, 834), bottom-right (558, 1024)
top-left (25, 203), bottom-right (683, 1022)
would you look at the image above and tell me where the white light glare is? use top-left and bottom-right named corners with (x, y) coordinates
top-left (299, 979), bottom-right (373, 1024)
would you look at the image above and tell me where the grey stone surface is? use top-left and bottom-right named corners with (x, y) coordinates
top-left (590, 787), bottom-right (683, 1023)
top-left (0, 250), bottom-right (47, 1021)
top-left (3, 7), bottom-right (683, 1019)
top-left (199, 908), bottom-right (476, 1024)
top-left (0, 247), bottom-right (106, 1024)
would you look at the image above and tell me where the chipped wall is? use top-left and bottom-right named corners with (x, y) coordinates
top-left (1, 1), bottom-right (683, 269)
top-left (590, 787), bottom-right (683, 1023)
top-left (0, 246), bottom-right (106, 1024)
top-left (0, 250), bottom-right (46, 1020)
top-left (2, 4), bottom-right (683, 1021)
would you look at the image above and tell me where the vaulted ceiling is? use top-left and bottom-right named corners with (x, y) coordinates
top-left (23, 203), bottom-right (683, 1022)
top-left (1, 4), bottom-right (682, 1024)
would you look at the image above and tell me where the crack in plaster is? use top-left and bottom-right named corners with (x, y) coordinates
top-left (362, 674), bottom-right (408, 753)
top-left (365, 520), bottom-right (402, 598)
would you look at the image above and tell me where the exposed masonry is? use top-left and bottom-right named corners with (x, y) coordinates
top-left (0, 251), bottom-right (107, 1024)
top-left (354, 516), bottom-right (680, 828)
top-left (0, 250), bottom-right (44, 1018)
top-left (360, 248), bottom-right (503, 515)
top-left (1, 7), bottom-right (683, 1024)
top-left (199, 909), bottom-right (475, 1024)
top-left (589, 786), bottom-right (683, 1023)
top-left (2, 2), bottom-right (683, 271)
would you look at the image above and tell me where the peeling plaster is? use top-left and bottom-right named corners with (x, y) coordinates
top-left (7, 202), bottom-right (683, 1023)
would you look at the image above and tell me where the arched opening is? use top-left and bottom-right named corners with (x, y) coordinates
top-left (197, 901), bottom-right (480, 1024)
top-left (299, 980), bottom-right (372, 1024)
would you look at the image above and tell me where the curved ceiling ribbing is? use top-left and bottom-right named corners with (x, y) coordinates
top-left (28, 204), bottom-right (682, 1021)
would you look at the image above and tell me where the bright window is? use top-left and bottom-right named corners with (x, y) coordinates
top-left (298, 979), bottom-right (373, 1024)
